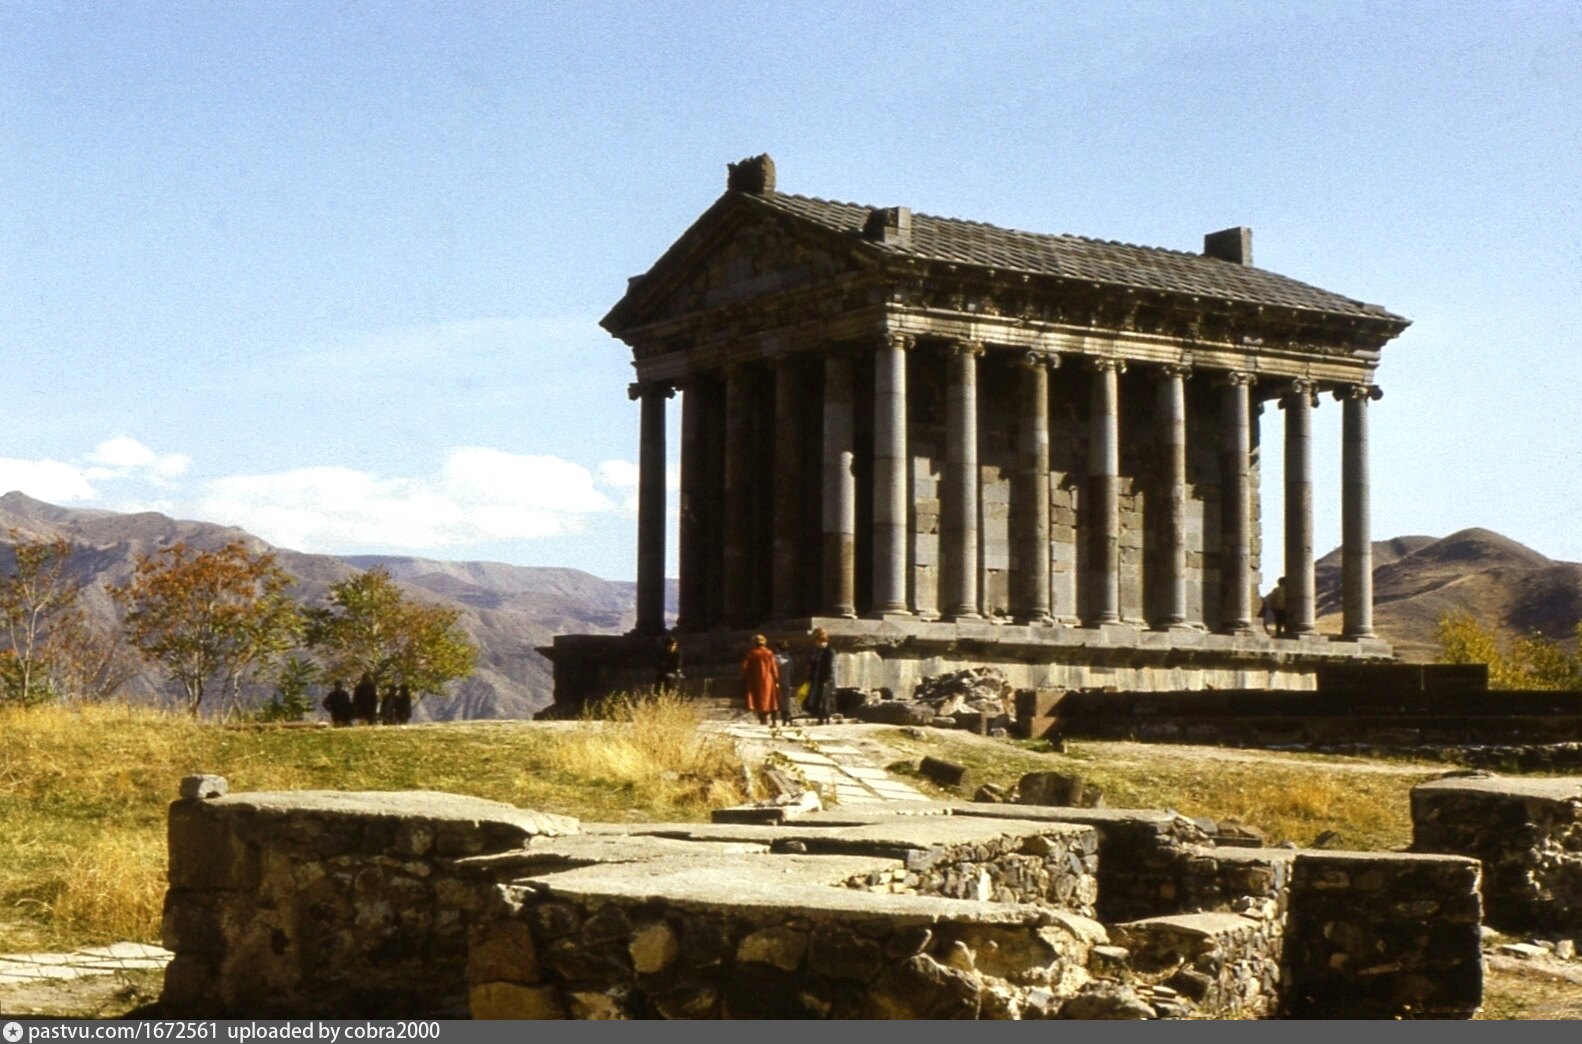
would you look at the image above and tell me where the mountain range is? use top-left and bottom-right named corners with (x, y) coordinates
top-left (0, 491), bottom-right (1575, 716)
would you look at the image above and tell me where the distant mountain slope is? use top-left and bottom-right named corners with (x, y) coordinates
top-left (1315, 528), bottom-right (1582, 661)
top-left (0, 492), bottom-right (667, 719)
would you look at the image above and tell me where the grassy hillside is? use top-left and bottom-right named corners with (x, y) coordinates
top-left (0, 700), bottom-right (745, 952)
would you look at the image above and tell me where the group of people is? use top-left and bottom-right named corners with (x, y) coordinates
top-left (741, 628), bottom-right (837, 727)
top-left (322, 673), bottom-right (413, 726)
top-left (653, 629), bottom-right (838, 726)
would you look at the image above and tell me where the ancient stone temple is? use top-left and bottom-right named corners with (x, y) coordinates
top-left (543, 155), bottom-right (1409, 711)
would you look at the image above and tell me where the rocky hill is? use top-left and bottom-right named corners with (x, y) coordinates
top-left (0, 492), bottom-right (670, 719)
top-left (1315, 528), bottom-right (1582, 661)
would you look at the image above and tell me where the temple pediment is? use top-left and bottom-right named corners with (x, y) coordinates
top-left (603, 195), bottom-right (869, 333)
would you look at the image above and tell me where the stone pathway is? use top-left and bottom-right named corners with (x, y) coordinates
top-left (0, 942), bottom-right (170, 986)
top-left (709, 721), bottom-right (932, 807)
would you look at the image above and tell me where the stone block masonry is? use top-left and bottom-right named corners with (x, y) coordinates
top-left (1412, 775), bottom-right (1582, 931)
top-left (159, 782), bottom-right (1487, 1019)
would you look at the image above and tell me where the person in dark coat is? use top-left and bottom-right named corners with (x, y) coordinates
top-left (352, 672), bottom-right (379, 725)
top-left (379, 684), bottom-right (399, 724)
top-left (322, 680), bottom-right (353, 727)
top-left (805, 628), bottom-right (836, 726)
top-left (655, 637), bottom-right (683, 695)
top-left (393, 684), bottom-right (413, 725)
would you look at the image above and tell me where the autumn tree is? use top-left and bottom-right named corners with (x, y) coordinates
top-left (113, 541), bottom-right (302, 716)
top-left (303, 567), bottom-right (476, 701)
top-left (0, 531), bottom-right (131, 705)
top-left (1437, 611), bottom-right (1582, 690)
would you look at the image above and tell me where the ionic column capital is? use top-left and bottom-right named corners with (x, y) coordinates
top-left (1158, 362), bottom-right (1193, 379)
top-left (1277, 378), bottom-right (1319, 408)
top-left (877, 331), bottom-right (916, 353)
top-left (1334, 383), bottom-right (1384, 402)
top-left (940, 337), bottom-right (986, 358)
top-left (1019, 350), bottom-right (1060, 371)
top-left (1087, 356), bottom-right (1127, 374)
top-left (1213, 369), bottom-right (1254, 388)
top-left (628, 380), bottom-right (676, 401)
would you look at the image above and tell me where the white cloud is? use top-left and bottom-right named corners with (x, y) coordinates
top-left (195, 449), bottom-right (622, 554)
top-left (0, 458), bottom-right (98, 503)
top-left (85, 437), bottom-right (192, 483)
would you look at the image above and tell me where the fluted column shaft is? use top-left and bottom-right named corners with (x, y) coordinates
top-left (770, 356), bottom-right (801, 619)
top-left (721, 367), bottom-right (753, 625)
top-left (1157, 365), bottom-right (1190, 628)
top-left (1339, 384), bottom-right (1379, 638)
top-left (942, 340), bottom-right (983, 620)
top-left (1283, 381), bottom-right (1317, 636)
top-left (1218, 372), bottom-right (1254, 633)
top-left (871, 333), bottom-right (912, 615)
top-left (633, 382), bottom-right (671, 635)
top-left (1014, 353), bottom-right (1054, 623)
top-left (676, 380), bottom-right (707, 630)
top-left (1085, 358), bottom-right (1123, 625)
top-left (822, 353), bottom-right (857, 617)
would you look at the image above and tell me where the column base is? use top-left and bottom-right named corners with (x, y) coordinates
top-left (1013, 612), bottom-right (1055, 626)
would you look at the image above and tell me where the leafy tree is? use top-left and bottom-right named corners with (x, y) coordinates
top-left (1437, 611), bottom-right (1581, 690)
top-left (0, 532), bottom-right (96, 704)
top-left (254, 654), bottom-right (320, 723)
top-left (304, 567), bottom-right (476, 702)
top-left (113, 541), bottom-right (302, 716)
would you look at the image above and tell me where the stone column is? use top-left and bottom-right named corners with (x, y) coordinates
top-left (1085, 358), bottom-right (1124, 625)
top-left (722, 365), bottom-right (753, 625)
top-left (1013, 352), bottom-right (1055, 624)
top-left (1217, 371), bottom-right (1255, 634)
top-left (770, 354), bottom-right (801, 620)
top-left (632, 381), bottom-right (673, 635)
top-left (676, 378), bottom-right (707, 630)
top-left (1157, 363), bottom-right (1191, 628)
top-left (942, 339), bottom-right (984, 620)
top-left (822, 352), bottom-right (857, 617)
top-left (871, 332), bottom-right (913, 615)
top-left (1337, 383), bottom-right (1381, 638)
top-left (1282, 380), bottom-right (1318, 636)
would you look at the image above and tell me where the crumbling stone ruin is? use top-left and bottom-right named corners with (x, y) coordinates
top-left (157, 775), bottom-right (1526, 1019)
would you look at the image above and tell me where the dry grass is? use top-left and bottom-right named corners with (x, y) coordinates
top-left (0, 699), bottom-right (748, 953)
top-left (884, 731), bottom-right (1442, 850)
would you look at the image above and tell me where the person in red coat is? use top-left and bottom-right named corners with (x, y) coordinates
top-left (741, 634), bottom-right (781, 725)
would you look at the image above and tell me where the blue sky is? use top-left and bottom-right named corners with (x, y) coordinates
top-left (3, 2), bottom-right (1579, 581)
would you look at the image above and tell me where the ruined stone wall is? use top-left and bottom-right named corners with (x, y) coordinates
top-left (469, 884), bottom-right (1105, 1020)
top-left (1281, 851), bottom-right (1483, 1018)
top-left (160, 790), bottom-right (574, 1017)
top-left (1412, 776), bottom-right (1582, 931)
top-left (160, 784), bottom-right (1487, 1020)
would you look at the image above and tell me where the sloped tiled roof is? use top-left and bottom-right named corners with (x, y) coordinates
top-left (754, 192), bottom-right (1402, 323)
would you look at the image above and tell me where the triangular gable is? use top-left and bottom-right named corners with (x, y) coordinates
top-left (602, 193), bottom-right (874, 335)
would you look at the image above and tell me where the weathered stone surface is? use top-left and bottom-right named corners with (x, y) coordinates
top-left (853, 701), bottom-right (935, 726)
top-left (467, 919), bottom-right (538, 985)
top-left (470, 982), bottom-right (566, 1020)
top-left (1058, 980), bottom-right (1154, 1019)
top-left (737, 926), bottom-right (808, 971)
top-left (920, 756), bottom-right (969, 788)
top-left (806, 923), bottom-right (883, 982)
top-left (1017, 771), bottom-right (1102, 808)
top-left (180, 775), bottom-right (229, 800)
top-left (867, 954), bottom-right (982, 1019)
top-left (628, 920), bottom-right (680, 975)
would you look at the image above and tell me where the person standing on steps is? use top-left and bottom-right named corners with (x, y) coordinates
top-left (655, 636), bottom-right (683, 695)
top-left (805, 627), bottom-right (836, 726)
top-left (773, 639), bottom-right (796, 726)
top-left (741, 634), bottom-right (781, 726)
top-left (1264, 577), bottom-right (1289, 638)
